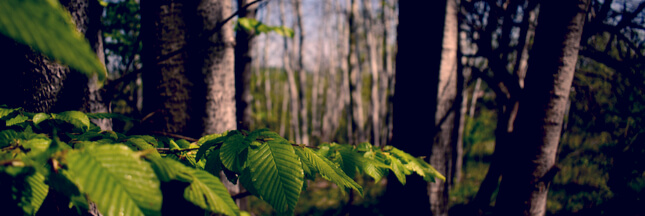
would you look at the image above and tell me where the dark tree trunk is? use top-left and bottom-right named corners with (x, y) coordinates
top-left (382, 0), bottom-right (446, 215)
top-left (235, 0), bottom-right (258, 131)
top-left (495, 0), bottom-right (590, 215)
top-left (0, 0), bottom-right (110, 130)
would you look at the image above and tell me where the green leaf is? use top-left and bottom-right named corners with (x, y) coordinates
top-left (293, 146), bottom-right (363, 195)
top-left (387, 154), bottom-right (409, 185)
top-left (247, 133), bottom-right (303, 214)
top-left (32, 113), bottom-right (49, 125)
top-left (53, 111), bottom-right (90, 131)
top-left (65, 145), bottom-right (162, 216)
top-left (0, 107), bottom-right (20, 119)
top-left (158, 158), bottom-right (239, 216)
top-left (195, 134), bottom-right (227, 162)
top-left (272, 26), bottom-right (295, 38)
top-left (388, 147), bottom-right (445, 182)
top-left (0, 129), bottom-right (18, 148)
top-left (6, 115), bottom-right (28, 126)
top-left (145, 156), bottom-right (192, 183)
top-left (220, 133), bottom-right (248, 173)
top-left (0, 0), bottom-right (106, 82)
top-left (204, 148), bottom-right (223, 176)
top-left (22, 171), bottom-right (48, 215)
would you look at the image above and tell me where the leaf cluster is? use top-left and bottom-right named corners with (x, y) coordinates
top-left (0, 107), bottom-right (443, 215)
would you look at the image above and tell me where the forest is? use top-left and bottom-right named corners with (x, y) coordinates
top-left (0, 0), bottom-right (644, 215)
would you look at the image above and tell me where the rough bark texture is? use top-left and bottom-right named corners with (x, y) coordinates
top-left (495, 0), bottom-right (590, 215)
top-left (429, 0), bottom-right (459, 215)
top-left (141, 0), bottom-right (193, 136)
top-left (235, 0), bottom-right (257, 131)
top-left (0, 0), bottom-right (110, 131)
top-left (382, 0), bottom-right (445, 214)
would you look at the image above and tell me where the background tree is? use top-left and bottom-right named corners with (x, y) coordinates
top-left (495, 0), bottom-right (591, 215)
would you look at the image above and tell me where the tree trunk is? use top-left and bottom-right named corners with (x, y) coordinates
top-left (293, 0), bottom-right (310, 144)
top-left (0, 0), bottom-right (110, 130)
top-left (140, 0), bottom-right (193, 136)
top-left (429, 0), bottom-right (459, 215)
top-left (235, 0), bottom-right (258, 131)
top-left (278, 0), bottom-right (301, 143)
top-left (495, 0), bottom-right (590, 215)
top-left (382, 0), bottom-right (446, 214)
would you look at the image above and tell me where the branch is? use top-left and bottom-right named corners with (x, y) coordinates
top-left (156, 148), bottom-right (200, 153)
top-left (231, 191), bottom-right (252, 200)
top-left (150, 131), bottom-right (199, 142)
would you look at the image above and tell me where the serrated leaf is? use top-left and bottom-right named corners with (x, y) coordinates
top-left (387, 154), bottom-right (409, 185)
top-left (53, 111), bottom-right (90, 131)
top-left (247, 134), bottom-right (303, 214)
top-left (65, 145), bottom-right (162, 216)
top-left (22, 171), bottom-right (48, 215)
top-left (0, 0), bottom-right (107, 82)
top-left (220, 133), bottom-right (248, 173)
top-left (160, 158), bottom-right (239, 216)
top-left (293, 146), bottom-right (363, 196)
top-left (389, 147), bottom-right (445, 182)
top-left (32, 113), bottom-right (49, 125)
top-left (6, 115), bottom-right (28, 126)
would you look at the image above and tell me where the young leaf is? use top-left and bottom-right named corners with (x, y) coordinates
top-left (0, 0), bottom-right (106, 82)
top-left (293, 146), bottom-right (363, 196)
top-left (32, 113), bottom-right (49, 125)
top-left (53, 111), bottom-right (90, 131)
top-left (64, 145), bottom-right (162, 216)
top-left (247, 134), bottom-right (304, 214)
top-left (0, 107), bottom-right (19, 119)
top-left (6, 115), bottom-right (28, 126)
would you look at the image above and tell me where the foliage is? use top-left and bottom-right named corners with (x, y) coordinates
top-left (0, 0), bottom-right (106, 82)
top-left (0, 107), bottom-right (443, 215)
top-left (237, 18), bottom-right (295, 38)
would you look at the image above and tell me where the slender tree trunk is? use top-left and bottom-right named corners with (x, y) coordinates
top-left (278, 0), bottom-right (301, 143)
top-left (361, 0), bottom-right (381, 147)
top-left (346, 0), bottom-right (365, 144)
top-left (429, 0), bottom-right (459, 215)
top-left (235, 0), bottom-right (258, 130)
top-left (293, 0), bottom-right (309, 144)
top-left (495, 1), bottom-right (590, 215)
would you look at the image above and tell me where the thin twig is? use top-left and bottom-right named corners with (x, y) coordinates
top-left (156, 148), bottom-right (200, 153)
top-left (150, 131), bottom-right (199, 142)
top-left (231, 191), bottom-right (252, 200)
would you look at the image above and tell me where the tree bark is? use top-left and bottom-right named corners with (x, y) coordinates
top-left (429, 0), bottom-right (459, 215)
top-left (495, 0), bottom-right (590, 215)
top-left (0, 0), bottom-right (110, 130)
